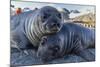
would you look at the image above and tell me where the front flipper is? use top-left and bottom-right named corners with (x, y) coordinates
top-left (72, 36), bottom-right (95, 61)
top-left (76, 49), bottom-right (95, 61)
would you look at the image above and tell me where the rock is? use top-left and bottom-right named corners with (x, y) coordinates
top-left (11, 48), bottom-right (95, 66)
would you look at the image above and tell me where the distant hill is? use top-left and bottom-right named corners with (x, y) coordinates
top-left (71, 13), bottom-right (95, 24)
top-left (70, 13), bottom-right (95, 28)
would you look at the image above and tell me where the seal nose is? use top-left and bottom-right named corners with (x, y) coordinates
top-left (52, 23), bottom-right (60, 28)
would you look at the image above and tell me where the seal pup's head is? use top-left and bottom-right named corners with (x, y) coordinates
top-left (37, 6), bottom-right (63, 34)
top-left (37, 35), bottom-right (63, 62)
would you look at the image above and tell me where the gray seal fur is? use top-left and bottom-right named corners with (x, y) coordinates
top-left (11, 6), bottom-right (63, 49)
top-left (37, 23), bottom-right (95, 62)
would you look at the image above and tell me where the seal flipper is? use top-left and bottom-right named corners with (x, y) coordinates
top-left (76, 49), bottom-right (95, 61)
top-left (72, 36), bottom-right (95, 61)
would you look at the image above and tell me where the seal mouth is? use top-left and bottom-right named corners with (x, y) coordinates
top-left (46, 29), bottom-right (58, 34)
top-left (46, 27), bottom-right (60, 33)
top-left (51, 29), bottom-right (59, 32)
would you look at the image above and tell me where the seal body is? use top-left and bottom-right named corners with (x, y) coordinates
top-left (37, 23), bottom-right (95, 62)
top-left (11, 6), bottom-right (63, 49)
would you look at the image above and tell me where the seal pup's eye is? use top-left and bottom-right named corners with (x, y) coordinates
top-left (41, 37), bottom-right (47, 46)
top-left (42, 14), bottom-right (48, 22)
top-left (58, 13), bottom-right (62, 19)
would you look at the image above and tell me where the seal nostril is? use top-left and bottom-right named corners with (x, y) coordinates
top-left (51, 23), bottom-right (56, 27)
top-left (53, 23), bottom-right (56, 26)
top-left (51, 23), bottom-right (60, 28)
top-left (57, 23), bottom-right (60, 27)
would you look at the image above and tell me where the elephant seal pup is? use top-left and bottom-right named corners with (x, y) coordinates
top-left (37, 23), bottom-right (95, 62)
top-left (11, 6), bottom-right (63, 49)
